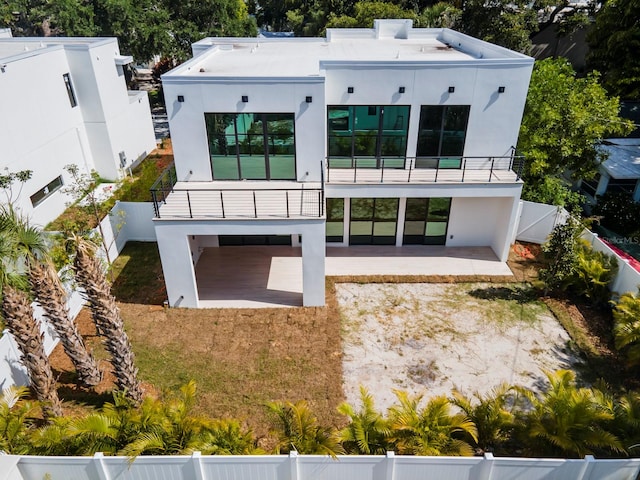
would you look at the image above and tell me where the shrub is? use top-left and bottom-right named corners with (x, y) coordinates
top-left (569, 242), bottom-right (618, 306)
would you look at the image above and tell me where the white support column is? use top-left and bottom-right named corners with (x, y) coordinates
top-left (497, 196), bottom-right (521, 262)
top-left (155, 225), bottom-right (199, 307)
top-left (395, 198), bottom-right (407, 246)
top-left (385, 451), bottom-right (396, 480)
top-left (302, 222), bottom-right (325, 306)
top-left (92, 452), bottom-right (111, 480)
top-left (343, 197), bottom-right (351, 246)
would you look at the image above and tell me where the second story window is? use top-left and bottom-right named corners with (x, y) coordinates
top-left (30, 175), bottom-right (63, 207)
top-left (205, 113), bottom-right (296, 180)
top-left (416, 105), bottom-right (470, 168)
top-left (327, 105), bottom-right (410, 169)
top-left (63, 73), bottom-right (77, 107)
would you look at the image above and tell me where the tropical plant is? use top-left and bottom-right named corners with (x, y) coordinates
top-left (0, 386), bottom-right (37, 454)
top-left (569, 243), bottom-right (617, 306)
top-left (72, 237), bottom-right (143, 404)
top-left (267, 400), bottom-right (343, 456)
top-left (611, 391), bottom-right (640, 453)
top-left (613, 290), bottom-right (640, 366)
top-left (451, 384), bottom-right (515, 454)
top-left (337, 386), bottom-right (392, 454)
top-left (517, 370), bottom-right (624, 458)
top-left (387, 391), bottom-right (478, 456)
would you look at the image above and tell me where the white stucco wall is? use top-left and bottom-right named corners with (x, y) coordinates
top-left (447, 196), bottom-right (519, 261)
top-left (163, 79), bottom-right (326, 182)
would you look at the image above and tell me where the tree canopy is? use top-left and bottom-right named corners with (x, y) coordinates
top-left (518, 58), bottom-right (633, 184)
top-left (587, 0), bottom-right (640, 100)
top-left (0, 0), bottom-right (257, 62)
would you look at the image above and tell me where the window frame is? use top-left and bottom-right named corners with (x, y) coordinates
top-left (30, 175), bottom-right (64, 207)
top-left (416, 105), bottom-right (470, 168)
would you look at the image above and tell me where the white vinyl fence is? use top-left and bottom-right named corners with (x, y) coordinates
top-left (0, 201), bottom-right (156, 391)
top-left (516, 200), bottom-right (640, 296)
top-left (2, 452), bottom-right (640, 480)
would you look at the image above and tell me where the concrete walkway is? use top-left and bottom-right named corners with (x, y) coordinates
top-left (195, 245), bottom-right (514, 308)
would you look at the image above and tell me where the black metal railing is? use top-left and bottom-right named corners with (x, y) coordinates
top-left (151, 164), bottom-right (324, 219)
top-left (325, 153), bottom-right (525, 184)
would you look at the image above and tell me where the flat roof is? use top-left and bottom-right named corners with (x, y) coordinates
top-left (601, 138), bottom-right (640, 179)
top-left (0, 37), bottom-right (115, 62)
top-left (166, 20), bottom-right (532, 80)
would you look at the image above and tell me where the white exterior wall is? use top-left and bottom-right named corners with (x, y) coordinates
top-left (164, 79), bottom-right (325, 182)
top-left (154, 219), bottom-right (325, 307)
top-left (0, 37), bottom-right (155, 226)
top-left (0, 47), bottom-right (88, 227)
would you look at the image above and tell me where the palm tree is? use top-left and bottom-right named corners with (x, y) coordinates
top-left (451, 384), bottom-right (515, 454)
top-left (267, 400), bottom-right (343, 456)
top-left (613, 290), bottom-right (640, 366)
top-left (1, 283), bottom-right (62, 418)
top-left (0, 386), bottom-right (37, 454)
top-left (28, 260), bottom-right (102, 387)
top-left (387, 390), bottom-right (478, 456)
top-left (337, 386), bottom-right (392, 454)
top-left (611, 391), bottom-right (640, 454)
top-left (518, 370), bottom-right (624, 458)
top-left (0, 206), bottom-right (101, 388)
top-left (72, 237), bottom-right (143, 404)
top-left (0, 213), bottom-right (62, 419)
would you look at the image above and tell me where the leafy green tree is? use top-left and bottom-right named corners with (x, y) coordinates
top-left (517, 370), bottom-right (624, 458)
top-left (613, 290), bottom-right (640, 367)
top-left (521, 176), bottom-right (584, 211)
top-left (267, 400), bottom-right (343, 456)
top-left (0, 0), bottom-right (96, 36)
top-left (451, 384), bottom-right (515, 454)
top-left (593, 191), bottom-right (640, 236)
top-left (587, 0), bottom-right (640, 100)
top-left (539, 215), bottom-right (582, 293)
top-left (337, 386), bottom-right (392, 454)
top-left (518, 58), bottom-right (633, 186)
top-left (327, 1), bottom-right (414, 29)
top-left (388, 391), bottom-right (478, 456)
top-left (415, 2), bottom-right (461, 29)
top-left (461, 0), bottom-right (538, 53)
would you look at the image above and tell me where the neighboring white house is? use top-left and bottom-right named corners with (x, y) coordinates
top-left (155, 19), bottom-right (534, 308)
top-left (579, 138), bottom-right (640, 203)
top-left (0, 35), bottom-right (156, 227)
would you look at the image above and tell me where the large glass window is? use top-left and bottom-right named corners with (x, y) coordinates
top-left (63, 73), bottom-right (77, 108)
top-left (326, 198), bottom-right (344, 242)
top-left (403, 198), bottom-right (451, 245)
top-left (349, 198), bottom-right (399, 245)
top-left (30, 176), bottom-right (63, 207)
top-left (328, 106), bottom-right (409, 168)
top-left (205, 113), bottom-right (296, 180)
top-left (416, 106), bottom-right (470, 168)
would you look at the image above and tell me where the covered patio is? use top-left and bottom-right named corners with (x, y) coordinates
top-left (195, 245), bottom-right (514, 308)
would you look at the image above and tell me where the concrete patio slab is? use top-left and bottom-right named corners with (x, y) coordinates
top-left (195, 245), bottom-right (514, 308)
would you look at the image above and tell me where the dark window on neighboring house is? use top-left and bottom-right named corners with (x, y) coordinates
top-left (607, 178), bottom-right (638, 196)
top-left (63, 73), bottom-right (77, 107)
top-left (416, 105), bottom-right (470, 168)
top-left (205, 113), bottom-right (296, 180)
top-left (30, 176), bottom-right (63, 207)
top-left (580, 173), bottom-right (600, 197)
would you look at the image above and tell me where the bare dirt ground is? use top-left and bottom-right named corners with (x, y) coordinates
top-left (337, 282), bottom-right (582, 410)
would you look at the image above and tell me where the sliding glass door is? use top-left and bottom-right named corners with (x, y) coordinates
top-left (403, 198), bottom-right (451, 245)
top-left (349, 198), bottom-right (399, 245)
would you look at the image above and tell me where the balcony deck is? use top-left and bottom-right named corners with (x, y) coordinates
top-left (326, 166), bottom-right (521, 184)
top-left (155, 181), bottom-right (323, 220)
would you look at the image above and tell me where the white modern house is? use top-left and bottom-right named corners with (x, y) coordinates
top-left (580, 138), bottom-right (640, 202)
top-left (155, 19), bottom-right (534, 308)
top-left (0, 34), bottom-right (156, 227)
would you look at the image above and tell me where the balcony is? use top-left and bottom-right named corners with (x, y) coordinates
top-left (151, 164), bottom-right (324, 220)
top-left (325, 155), bottom-right (525, 184)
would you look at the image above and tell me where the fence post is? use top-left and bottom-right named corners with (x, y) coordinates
top-left (192, 451), bottom-right (206, 480)
top-left (576, 455), bottom-right (595, 480)
top-left (477, 452), bottom-right (495, 480)
top-left (92, 452), bottom-right (110, 480)
top-left (385, 451), bottom-right (396, 480)
top-left (289, 451), bottom-right (299, 480)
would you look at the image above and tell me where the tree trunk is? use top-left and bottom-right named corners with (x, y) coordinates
top-left (73, 239), bottom-right (143, 404)
top-left (29, 261), bottom-right (102, 387)
top-left (2, 285), bottom-right (63, 418)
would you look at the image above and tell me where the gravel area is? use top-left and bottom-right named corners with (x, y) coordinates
top-left (337, 282), bottom-right (581, 410)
